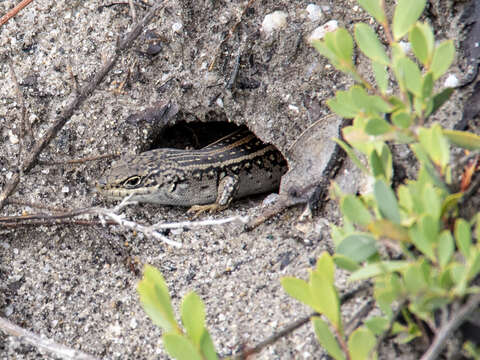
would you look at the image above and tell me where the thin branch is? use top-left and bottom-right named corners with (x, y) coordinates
top-left (0, 1), bottom-right (165, 210)
top-left (0, 316), bottom-right (98, 360)
top-left (421, 293), bottom-right (480, 360)
top-left (37, 153), bottom-right (119, 166)
top-left (0, 197), bottom-right (249, 248)
top-left (0, 0), bottom-right (34, 27)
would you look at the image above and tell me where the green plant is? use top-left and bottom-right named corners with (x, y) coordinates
top-left (281, 0), bottom-right (480, 358)
top-left (137, 265), bottom-right (217, 360)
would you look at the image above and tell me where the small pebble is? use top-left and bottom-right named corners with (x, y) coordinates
top-left (172, 22), bottom-right (183, 33)
top-left (308, 20), bottom-right (338, 43)
top-left (306, 4), bottom-right (323, 21)
top-left (261, 11), bottom-right (288, 35)
top-left (444, 74), bottom-right (459, 87)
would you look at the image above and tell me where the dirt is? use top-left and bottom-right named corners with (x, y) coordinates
top-left (0, 0), bottom-right (473, 359)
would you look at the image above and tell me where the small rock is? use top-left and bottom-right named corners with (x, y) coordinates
top-left (444, 74), bottom-right (459, 87)
top-left (306, 4), bottom-right (323, 21)
top-left (172, 22), bottom-right (183, 33)
top-left (308, 20), bottom-right (338, 43)
top-left (261, 11), bottom-right (288, 35)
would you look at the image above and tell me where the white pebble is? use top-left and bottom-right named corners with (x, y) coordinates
top-left (308, 20), bottom-right (338, 43)
top-left (444, 74), bottom-right (459, 88)
top-left (261, 11), bottom-right (288, 35)
top-left (398, 41), bottom-right (411, 53)
top-left (288, 104), bottom-right (299, 113)
top-left (8, 130), bottom-right (18, 144)
top-left (216, 97), bottom-right (224, 108)
top-left (306, 4), bottom-right (323, 21)
top-left (61, 186), bottom-right (69, 193)
top-left (172, 22), bottom-right (183, 33)
top-left (130, 317), bottom-right (138, 329)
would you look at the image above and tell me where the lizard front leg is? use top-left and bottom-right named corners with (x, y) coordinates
top-left (187, 175), bottom-right (239, 217)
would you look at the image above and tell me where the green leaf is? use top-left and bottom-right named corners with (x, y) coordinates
top-left (337, 234), bottom-right (377, 263)
top-left (391, 110), bottom-right (412, 129)
top-left (468, 251), bottom-right (480, 280)
top-left (137, 265), bottom-right (179, 333)
top-left (314, 29), bottom-right (355, 73)
top-left (370, 96), bottom-right (393, 113)
top-left (372, 61), bottom-right (388, 94)
top-left (341, 195), bottom-right (372, 226)
top-left (358, 0), bottom-right (386, 23)
top-left (163, 333), bottom-right (203, 360)
top-left (368, 220), bottom-right (409, 242)
top-left (348, 328), bottom-right (376, 360)
top-left (335, 28), bottom-right (355, 66)
top-left (351, 86), bottom-right (371, 110)
top-left (396, 57), bottom-right (423, 96)
top-left (350, 261), bottom-right (409, 281)
top-left (422, 185), bottom-right (441, 220)
top-left (370, 149), bottom-right (386, 179)
top-left (355, 23), bottom-right (389, 65)
top-left (181, 292), bottom-right (206, 346)
top-left (455, 219), bottom-right (471, 258)
top-left (422, 72), bottom-right (434, 99)
top-left (200, 331), bottom-right (218, 360)
top-left (443, 129), bottom-right (480, 150)
top-left (334, 254), bottom-right (361, 272)
top-left (310, 271), bottom-right (340, 327)
top-left (409, 23), bottom-right (434, 66)
top-left (428, 87), bottom-right (453, 117)
top-left (392, 0), bottom-right (427, 40)
top-left (374, 179), bottom-right (401, 224)
top-left (404, 264), bottom-right (427, 294)
top-left (365, 117), bottom-right (392, 135)
top-left (334, 138), bottom-right (369, 174)
top-left (431, 40), bottom-right (455, 80)
top-left (364, 316), bottom-right (389, 335)
top-left (312, 317), bottom-right (346, 360)
top-left (316, 252), bottom-right (336, 285)
top-left (281, 277), bottom-right (316, 309)
top-left (328, 91), bottom-right (358, 118)
top-left (418, 124), bottom-right (450, 169)
top-left (409, 223), bottom-right (435, 261)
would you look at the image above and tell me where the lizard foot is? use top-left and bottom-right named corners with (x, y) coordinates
top-left (187, 203), bottom-right (225, 218)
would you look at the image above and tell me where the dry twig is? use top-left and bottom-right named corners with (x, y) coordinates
top-left (0, 316), bottom-right (98, 360)
top-left (0, 0), bottom-right (34, 27)
top-left (421, 293), bottom-right (480, 360)
top-left (0, 195), bottom-right (249, 248)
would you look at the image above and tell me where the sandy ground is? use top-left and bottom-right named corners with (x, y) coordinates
top-left (0, 0), bottom-right (471, 359)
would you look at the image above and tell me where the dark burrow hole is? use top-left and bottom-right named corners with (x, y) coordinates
top-left (149, 121), bottom-right (262, 151)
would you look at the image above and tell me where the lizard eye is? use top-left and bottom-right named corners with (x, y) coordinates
top-left (123, 176), bottom-right (142, 188)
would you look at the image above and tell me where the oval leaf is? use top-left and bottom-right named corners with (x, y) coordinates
top-left (392, 0), bottom-right (427, 40)
top-left (374, 179), bottom-right (401, 224)
top-left (355, 23), bottom-right (389, 65)
top-left (365, 117), bottom-right (392, 135)
top-left (348, 328), bottom-right (376, 360)
top-left (312, 317), bottom-right (346, 360)
top-left (409, 23), bottom-right (434, 66)
top-left (163, 333), bottom-right (203, 360)
top-left (138, 265), bottom-right (178, 333)
top-left (443, 129), bottom-right (480, 150)
top-left (372, 60), bottom-right (388, 94)
top-left (181, 292), bottom-right (206, 346)
top-left (341, 195), bottom-right (372, 226)
top-left (431, 40), bottom-right (455, 80)
top-left (358, 0), bottom-right (386, 23)
top-left (337, 234), bottom-right (377, 263)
